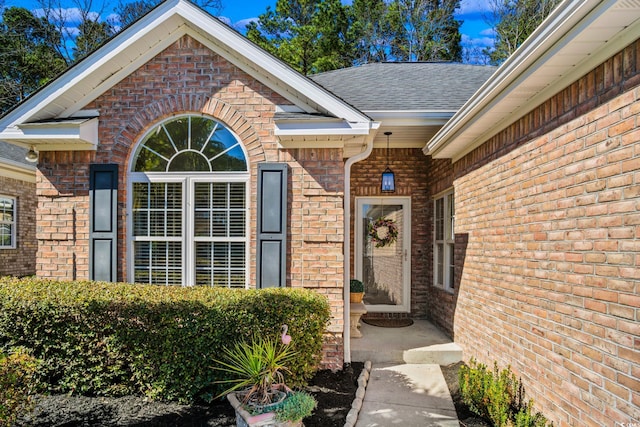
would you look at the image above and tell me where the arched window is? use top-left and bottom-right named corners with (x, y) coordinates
top-left (133, 115), bottom-right (247, 172)
top-left (128, 115), bottom-right (249, 288)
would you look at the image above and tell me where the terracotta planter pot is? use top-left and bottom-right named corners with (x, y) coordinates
top-left (350, 292), bottom-right (364, 303)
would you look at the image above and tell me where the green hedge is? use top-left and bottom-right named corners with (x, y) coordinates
top-left (0, 277), bottom-right (331, 403)
top-left (0, 348), bottom-right (37, 426)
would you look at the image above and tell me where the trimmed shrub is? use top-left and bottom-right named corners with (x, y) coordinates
top-left (0, 348), bottom-right (37, 426)
top-left (459, 359), bottom-right (551, 427)
top-left (0, 277), bottom-right (330, 403)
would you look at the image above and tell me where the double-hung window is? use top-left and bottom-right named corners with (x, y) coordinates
top-left (0, 196), bottom-right (16, 249)
top-left (128, 115), bottom-right (249, 288)
top-left (434, 190), bottom-right (455, 291)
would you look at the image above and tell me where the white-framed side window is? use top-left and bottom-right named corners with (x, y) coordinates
top-left (0, 196), bottom-right (16, 249)
top-left (127, 115), bottom-right (250, 288)
top-left (434, 190), bottom-right (455, 291)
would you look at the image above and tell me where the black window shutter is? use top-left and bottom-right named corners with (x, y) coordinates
top-left (89, 164), bottom-right (118, 282)
top-left (257, 163), bottom-right (288, 288)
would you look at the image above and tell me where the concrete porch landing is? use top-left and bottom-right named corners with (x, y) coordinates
top-left (350, 319), bottom-right (462, 365)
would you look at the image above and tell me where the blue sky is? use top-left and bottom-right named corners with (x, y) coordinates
top-left (4, 0), bottom-right (495, 59)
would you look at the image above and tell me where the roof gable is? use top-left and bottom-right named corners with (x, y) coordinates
top-left (0, 0), bottom-right (373, 150)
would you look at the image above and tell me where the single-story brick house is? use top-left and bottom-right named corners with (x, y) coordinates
top-left (0, 0), bottom-right (638, 424)
top-left (0, 141), bottom-right (36, 276)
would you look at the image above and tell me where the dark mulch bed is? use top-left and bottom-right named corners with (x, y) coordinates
top-left (16, 363), bottom-right (364, 427)
top-left (17, 362), bottom-right (490, 427)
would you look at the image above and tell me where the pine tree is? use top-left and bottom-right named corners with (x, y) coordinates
top-left (348, 0), bottom-right (391, 64)
top-left (246, 0), bottom-right (354, 75)
top-left (0, 7), bottom-right (67, 113)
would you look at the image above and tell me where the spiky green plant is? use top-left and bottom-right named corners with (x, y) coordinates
top-left (213, 333), bottom-right (296, 405)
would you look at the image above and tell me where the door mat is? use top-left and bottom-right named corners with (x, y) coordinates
top-left (362, 318), bottom-right (414, 328)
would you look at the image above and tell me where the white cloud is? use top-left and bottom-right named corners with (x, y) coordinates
top-left (461, 33), bottom-right (494, 49)
top-left (217, 15), bottom-right (258, 32)
top-left (217, 15), bottom-right (232, 25)
top-left (233, 17), bottom-right (258, 32)
top-left (32, 7), bottom-right (101, 24)
top-left (457, 0), bottom-right (492, 16)
top-left (480, 27), bottom-right (495, 37)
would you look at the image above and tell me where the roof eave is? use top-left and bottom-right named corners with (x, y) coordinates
top-left (366, 110), bottom-right (456, 127)
top-left (275, 120), bottom-right (373, 137)
top-left (0, 118), bottom-right (99, 151)
top-left (425, 0), bottom-right (638, 160)
top-left (0, 158), bottom-right (36, 182)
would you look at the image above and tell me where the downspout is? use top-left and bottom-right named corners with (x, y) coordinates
top-left (343, 125), bottom-right (378, 365)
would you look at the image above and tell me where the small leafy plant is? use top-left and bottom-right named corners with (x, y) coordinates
top-left (350, 279), bottom-right (364, 293)
top-left (275, 391), bottom-right (317, 422)
top-left (459, 359), bottom-right (552, 427)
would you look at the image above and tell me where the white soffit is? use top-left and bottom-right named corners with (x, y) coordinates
top-left (426, 0), bottom-right (640, 160)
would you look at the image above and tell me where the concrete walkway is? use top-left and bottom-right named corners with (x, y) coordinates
top-left (351, 320), bottom-right (461, 426)
top-left (354, 363), bottom-right (459, 427)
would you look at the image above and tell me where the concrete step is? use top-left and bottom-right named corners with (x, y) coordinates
top-left (350, 319), bottom-right (463, 365)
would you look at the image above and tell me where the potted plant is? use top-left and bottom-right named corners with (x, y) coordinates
top-left (213, 325), bottom-right (317, 427)
top-left (350, 279), bottom-right (365, 303)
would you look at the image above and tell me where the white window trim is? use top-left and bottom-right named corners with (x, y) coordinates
top-left (126, 114), bottom-right (251, 288)
top-left (127, 172), bottom-right (250, 288)
top-left (434, 189), bottom-right (455, 292)
top-left (0, 195), bottom-right (16, 250)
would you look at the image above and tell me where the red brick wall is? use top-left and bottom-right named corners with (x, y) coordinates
top-left (34, 35), bottom-right (345, 369)
top-left (350, 148), bottom-right (430, 318)
top-left (433, 39), bottom-right (640, 425)
top-left (283, 147), bottom-right (345, 369)
top-left (0, 175), bottom-right (37, 276)
top-left (426, 158), bottom-right (457, 335)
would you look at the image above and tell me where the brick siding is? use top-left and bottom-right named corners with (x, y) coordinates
top-left (34, 35), bottom-right (345, 369)
top-left (350, 148), bottom-right (430, 318)
top-left (430, 39), bottom-right (640, 425)
top-left (0, 176), bottom-right (37, 276)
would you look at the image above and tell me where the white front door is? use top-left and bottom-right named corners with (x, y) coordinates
top-left (355, 197), bottom-right (411, 313)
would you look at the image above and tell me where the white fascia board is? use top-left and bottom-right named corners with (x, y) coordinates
top-left (177, 2), bottom-right (371, 124)
top-left (0, 159), bottom-right (36, 183)
top-left (424, 0), bottom-right (605, 158)
top-left (275, 120), bottom-right (372, 136)
top-left (366, 110), bottom-right (455, 126)
top-left (0, 118), bottom-right (99, 150)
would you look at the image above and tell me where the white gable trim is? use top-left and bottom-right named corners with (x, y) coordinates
top-left (0, 0), bottom-right (372, 144)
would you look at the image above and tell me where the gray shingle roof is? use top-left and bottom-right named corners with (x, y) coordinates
top-left (310, 62), bottom-right (497, 112)
top-left (0, 141), bottom-right (34, 168)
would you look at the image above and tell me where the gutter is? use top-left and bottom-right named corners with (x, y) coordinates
top-left (343, 123), bottom-right (380, 365)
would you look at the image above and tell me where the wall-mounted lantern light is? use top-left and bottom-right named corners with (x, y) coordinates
top-left (381, 132), bottom-right (395, 192)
